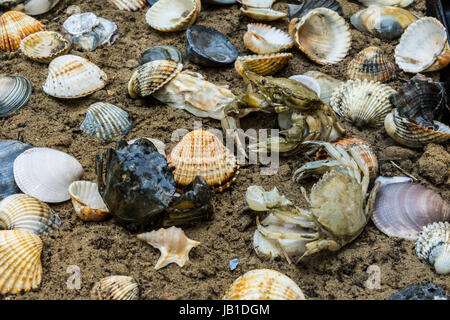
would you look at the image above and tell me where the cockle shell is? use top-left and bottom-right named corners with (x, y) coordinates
top-left (235, 52), bottom-right (293, 77)
top-left (347, 47), bottom-right (398, 83)
top-left (223, 269), bottom-right (306, 300)
top-left (289, 8), bottom-right (351, 65)
top-left (240, 7), bottom-right (287, 21)
top-left (167, 130), bottom-right (239, 192)
top-left (0, 230), bottom-right (42, 294)
top-left (43, 55), bottom-right (107, 99)
top-left (91, 275), bottom-right (139, 300)
top-left (395, 17), bottom-right (450, 73)
top-left (372, 182), bottom-right (450, 240)
top-left (243, 23), bottom-right (293, 54)
top-left (137, 226), bottom-right (200, 270)
top-left (288, 0), bottom-right (343, 19)
top-left (10, 0), bottom-right (60, 15)
top-left (0, 75), bottom-right (32, 117)
top-left (330, 79), bottom-right (396, 127)
top-left (145, 0), bottom-right (201, 32)
top-left (238, 0), bottom-right (274, 8)
top-left (303, 71), bottom-right (342, 105)
top-left (68, 181), bottom-right (109, 222)
top-left (357, 0), bottom-right (414, 7)
top-left (108, 0), bottom-right (147, 10)
top-left (416, 222), bottom-right (450, 275)
top-left (0, 11), bottom-right (45, 52)
top-left (13, 147), bottom-right (83, 203)
top-left (20, 31), bottom-right (70, 63)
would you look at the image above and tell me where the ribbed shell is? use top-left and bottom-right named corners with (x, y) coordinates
top-left (372, 182), bottom-right (450, 240)
top-left (145, 0), bottom-right (201, 32)
top-left (357, 0), bottom-right (414, 7)
top-left (303, 71), bottom-right (342, 105)
top-left (243, 23), bottom-right (293, 54)
top-left (223, 269), bottom-right (306, 300)
top-left (128, 60), bottom-right (183, 99)
top-left (0, 11), bottom-right (45, 52)
top-left (0, 230), bottom-right (42, 294)
top-left (347, 47), bottom-right (398, 83)
top-left (288, 0), bottom-right (344, 19)
top-left (0, 75), bottom-right (32, 117)
top-left (240, 7), bottom-right (287, 21)
top-left (235, 53), bottom-right (293, 77)
top-left (330, 79), bottom-right (396, 127)
top-left (167, 130), bottom-right (239, 192)
top-left (91, 276), bottom-right (139, 300)
top-left (239, 0), bottom-right (275, 8)
top-left (20, 31), bottom-right (70, 63)
top-left (43, 55), bottom-right (107, 98)
top-left (416, 222), bottom-right (450, 275)
top-left (68, 181), bottom-right (109, 222)
top-left (108, 0), bottom-right (147, 11)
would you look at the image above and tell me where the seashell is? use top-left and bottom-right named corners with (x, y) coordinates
top-left (108, 0), bottom-right (147, 10)
top-left (0, 194), bottom-right (61, 234)
top-left (0, 230), bottom-right (42, 294)
top-left (330, 79), bottom-right (396, 128)
top-left (289, 8), bottom-right (351, 65)
top-left (81, 102), bottom-right (133, 141)
top-left (288, 0), bottom-right (343, 19)
top-left (128, 60), bottom-right (183, 99)
top-left (357, 0), bottom-right (414, 7)
top-left (0, 11), bottom-right (45, 52)
top-left (288, 75), bottom-right (321, 96)
top-left (13, 147), bottom-right (83, 203)
top-left (395, 17), bottom-right (450, 73)
top-left (0, 140), bottom-right (32, 199)
top-left (240, 7), bottom-right (287, 21)
top-left (243, 23), bottom-right (293, 54)
top-left (223, 269), bottom-right (306, 300)
top-left (167, 130), bottom-right (239, 192)
top-left (0, 75), bottom-right (32, 117)
top-left (203, 0), bottom-right (236, 5)
top-left (43, 55), bottom-right (108, 99)
top-left (145, 0), bottom-right (201, 32)
top-left (186, 25), bottom-right (238, 67)
top-left (372, 182), bottom-right (450, 240)
top-left (91, 275), bottom-right (139, 300)
top-left (68, 181), bottom-right (110, 222)
top-left (137, 226), bottom-right (200, 270)
top-left (238, 0), bottom-right (274, 8)
top-left (140, 45), bottom-right (184, 65)
top-left (416, 222), bottom-right (450, 275)
top-left (20, 31), bottom-right (70, 63)
top-left (11, 0), bottom-right (60, 15)
top-left (303, 71), bottom-right (342, 105)
top-left (374, 176), bottom-right (413, 189)
top-left (351, 5), bottom-right (417, 40)
top-left (235, 52), bottom-right (293, 77)
top-left (347, 47), bottom-right (398, 83)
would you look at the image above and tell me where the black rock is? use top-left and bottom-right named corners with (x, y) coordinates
top-left (388, 284), bottom-right (449, 300)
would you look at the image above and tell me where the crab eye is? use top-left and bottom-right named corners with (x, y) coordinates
top-left (285, 89), bottom-right (292, 95)
top-left (261, 79), bottom-right (266, 85)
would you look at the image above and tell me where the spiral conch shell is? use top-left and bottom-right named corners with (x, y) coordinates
top-left (137, 226), bottom-right (200, 270)
top-left (91, 275), bottom-right (139, 300)
top-left (145, 0), bottom-right (201, 32)
top-left (0, 11), bottom-right (45, 52)
top-left (243, 23), bottom-right (293, 54)
top-left (68, 181), bottom-right (110, 222)
top-left (347, 47), bottom-right (398, 83)
top-left (416, 222), bottom-right (450, 275)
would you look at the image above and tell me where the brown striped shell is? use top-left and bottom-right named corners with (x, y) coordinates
top-left (234, 52), bottom-right (293, 77)
top-left (0, 11), bottom-right (45, 52)
top-left (91, 275), bottom-right (139, 300)
top-left (167, 130), bottom-right (239, 192)
top-left (20, 31), bottom-right (71, 63)
top-left (347, 47), bottom-right (398, 83)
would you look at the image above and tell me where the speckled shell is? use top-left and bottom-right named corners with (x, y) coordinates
top-left (167, 130), bottom-right (239, 192)
top-left (91, 276), bottom-right (139, 300)
top-left (13, 147), bottom-right (83, 203)
top-left (145, 0), bottom-right (200, 32)
top-left (289, 8), bottom-right (351, 65)
top-left (347, 47), bottom-right (398, 83)
top-left (223, 269), bottom-right (306, 300)
top-left (20, 31), bottom-right (70, 63)
top-left (330, 79), bottom-right (396, 127)
top-left (240, 7), bottom-right (287, 21)
top-left (0, 75), bottom-right (32, 117)
top-left (108, 0), bottom-right (147, 10)
top-left (243, 23), bottom-right (293, 54)
top-left (372, 182), bottom-right (450, 240)
top-left (0, 230), bottom-right (42, 294)
top-left (43, 55), bottom-right (107, 98)
top-left (303, 71), bottom-right (342, 105)
top-left (68, 181), bottom-right (109, 222)
top-left (0, 11), bottom-right (45, 52)
top-left (416, 222), bottom-right (450, 275)
top-left (235, 52), bottom-right (293, 77)
top-left (128, 60), bottom-right (183, 99)
top-left (357, 0), bottom-right (414, 7)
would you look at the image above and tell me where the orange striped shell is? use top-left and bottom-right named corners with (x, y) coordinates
top-left (167, 130), bottom-right (239, 192)
top-left (0, 11), bottom-right (45, 52)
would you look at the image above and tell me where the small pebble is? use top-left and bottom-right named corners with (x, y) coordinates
top-left (229, 258), bottom-right (239, 271)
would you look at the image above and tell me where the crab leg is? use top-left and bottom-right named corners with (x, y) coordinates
top-left (297, 239), bottom-right (341, 261)
top-left (317, 110), bottom-right (333, 142)
top-left (292, 160), bottom-right (343, 183)
top-left (257, 217), bottom-right (319, 240)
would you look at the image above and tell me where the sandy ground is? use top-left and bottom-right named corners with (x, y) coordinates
top-left (0, 0), bottom-right (449, 300)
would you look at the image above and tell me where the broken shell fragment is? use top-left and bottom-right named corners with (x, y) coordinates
top-left (68, 181), bottom-right (110, 222)
top-left (91, 275), bottom-right (139, 300)
top-left (288, 0), bottom-right (343, 19)
top-left (235, 52), bottom-right (293, 77)
top-left (243, 23), bottom-right (293, 54)
top-left (20, 31), bottom-right (70, 63)
top-left (416, 222), bottom-right (450, 275)
top-left (0, 75), bottom-right (32, 117)
top-left (240, 7), bottom-right (287, 21)
top-left (140, 45), bottom-right (184, 65)
top-left (145, 0), bottom-right (201, 32)
top-left (108, 0), bottom-right (147, 10)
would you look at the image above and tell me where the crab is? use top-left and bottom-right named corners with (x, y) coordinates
top-left (245, 141), bottom-right (380, 260)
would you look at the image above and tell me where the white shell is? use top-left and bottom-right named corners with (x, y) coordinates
top-left (14, 0), bottom-right (61, 15)
top-left (244, 23), bottom-right (293, 54)
top-left (416, 222), bottom-right (450, 275)
top-left (68, 181), bottom-right (109, 222)
top-left (303, 71), bottom-right (342, 105)
top-left (13, 147), bottom-right (83, 203)
top-left (145, 0), bottom-right (201, 32)
top-left (288, 75), bottom-right (321, 97)
top-left (239, 0), bottom-right (275, 8)
top-left (240, 7), bottom-right (287, 21)
top-left (357, 0), bottom-right (414, 7)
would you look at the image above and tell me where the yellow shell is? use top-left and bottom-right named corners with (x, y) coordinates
top-left (68, 181), bottom-right (110, 222)
top-left (108, 0), bottom-right (147, 11)
top-left (20, 31), bottom-right (71, 63)
top-left (235, 52), bottom-right (293, 77)
top-left (145, 0), bottom-right (201, 32)
top-left (0, 11), bottom-right (45, 52)
top-left (243, 23), bottom-right (293, 54)
top-left (91, 275), bottom-right (139, 300)
top-left (347, 47), bottom-right (398, 83)
top-left (167, 130), bottom-right (239, 192)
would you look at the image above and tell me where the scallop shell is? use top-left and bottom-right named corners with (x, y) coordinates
top-left (43, 55), bottom-right (107, 99)
top-left (0, 75), bottom-right (32, 117)
top-left (12, 0), bottom-right (61, 16)
top-left (145, 0), bottom-right (201, 32)
top-left (68, 181), bottom-right (109, 222)
top-left (303, 71), bottom-right (342, 105)
top-left (0, 230), bottom-right (42, 294)
top-left (289, 8), bottom-right (351, 65)
top-left (357, 0), bottom-right (414, 7)
top-left (288, 0), bottom-right (343, 19)
top-left (223, 269), bottom-right (306, 300)
top-left (0, 194), bottom-right (61, 234)
top-left (395, 17), bottom-right (450, 73)
top-left (372, 182), bottom-right (450, 240)
top-left (108, 0), bottom-right (147, 11)
top-left (240, 7), bottom-right (287, 21)
top-left (13, 147), bottom-right (83, 203)
top-left (330, 79), bottom-right (396, 128)
top-left (243, 23), bottom-right (293, 54)
top-left (347, 47), bottom-right (398, 83)
top-left (416, 222), bottom-right (450, 275)
top-left (167, 130), bottom-right (239, 192)
top-left (20, 31), bottom-right (70, 63)
top-left (128, 60), bottom-right (183, 99)
top-left (235, 52), bottom-right (293, 77)
top-left (238, 0), bottom-right (274, 8)
top-left (0, 11), bottom-right (45, 52)
top-left (137, 226), bottom-right (200, 270)
top-left (91, 275), bottom-right (139, 300)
